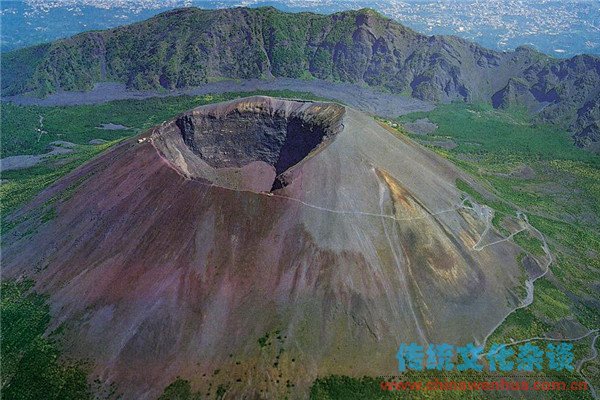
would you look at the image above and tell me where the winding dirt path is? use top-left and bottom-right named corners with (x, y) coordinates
top-left (478, 211), bottom-right (553, 347)
top-left (579, 333), bottom-right (600, 399)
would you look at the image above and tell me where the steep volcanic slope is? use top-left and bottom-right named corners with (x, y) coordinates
top-left (3, 7), bottom-right (600, 149)
top-left (3, 97), bottom-right (527, 399)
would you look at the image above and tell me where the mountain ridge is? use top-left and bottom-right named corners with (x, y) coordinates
top-left (2, 6), bottom-right (600, 150)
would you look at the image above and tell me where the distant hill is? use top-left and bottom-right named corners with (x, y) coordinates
top-left (2, 7), bottom-right (599, 150)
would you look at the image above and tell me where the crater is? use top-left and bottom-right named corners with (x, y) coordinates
top-left (151, 97), bottom-right (345, 192)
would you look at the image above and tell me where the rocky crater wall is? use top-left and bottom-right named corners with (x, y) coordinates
top-left (151, 96), bottom-right (345, 192)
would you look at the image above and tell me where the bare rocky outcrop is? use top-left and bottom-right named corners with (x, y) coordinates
top-left (152, 97), bottom-right (344, 192)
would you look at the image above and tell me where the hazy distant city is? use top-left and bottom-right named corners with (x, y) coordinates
top-left (1, 0), bottom-right (600, 57)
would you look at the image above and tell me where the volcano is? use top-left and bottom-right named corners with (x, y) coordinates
top-left (3, 97), bottom-right (526, 399)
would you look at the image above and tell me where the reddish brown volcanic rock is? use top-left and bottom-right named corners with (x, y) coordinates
top-left (3, 97), bottom-right (526, 399)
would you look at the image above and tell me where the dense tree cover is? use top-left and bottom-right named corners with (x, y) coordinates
top-left (1, 280), bottom-right (92, 399)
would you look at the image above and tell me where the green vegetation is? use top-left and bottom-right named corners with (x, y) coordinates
top-left (455, 178), bottom-right (487, 204)
top-left (455, 178), bottom-right (516, 217)
top-left (258, 333), bottom-right (270, 348)
top-left (258, 329), bottom-right (287, 349)
top-left (486, 278), bottom-right (573, 346)
top-left (0, 141), bottom-right (116, 220)
top-left (40, 207), bottom-right (57, 223)
top-left (491, 213), bottom-right (511, 237)
top-left (215, 384), bottom-right (228, 399)
top-left (1, 280), bottom-right (91, 399)
top-left (398, 102), bottom-right (599, 165)
top-left (311, 376), bottom-right (391, 399)
top-left (0, 7), bottom-right (369, 96)
top-left (513, 230), bottom-right (546, 257)
top-left (532, 279), bottom-right (574, 322)
top-left (158, 378), bottom-right (202, 400)
top-left (530, 216), bottom-right (600, 304)
top-left (310, 371), bottom-right (594, 399)
top-left (0, 43), bottom-right (51, 96)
